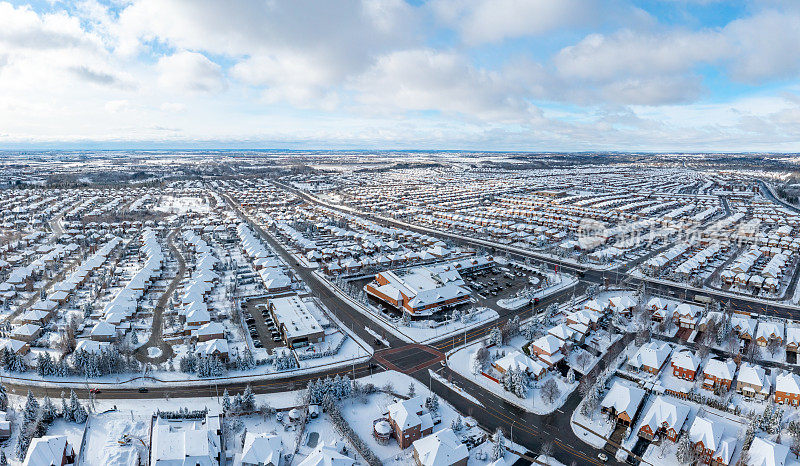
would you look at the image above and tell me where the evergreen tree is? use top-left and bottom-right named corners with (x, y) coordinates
top-left (15, 434), bottom-right (30, 460)
top-left (69, 390), bottom-right (87, 423)
top-left (511, 369), bottom-right (527, 399)
top-left (407, 382), bottom-right (416, 398)
top-left (61, 395), bottom-right (72, 422)
top-left (241, 385), bottom-right (255, 412)
top-left (24, 390), bottom-right (39, 423)
top-left (222, 389), bottom-right (231, 413)
top-left (451, 415), bottom-right (462, 432)
top-left (675, 433), bottom-right (695, 464)
top-left (0, 448), bottom-right (7, 466)
top-left (425, 394), bottom-right (439, 413)
top-left (0, 383), bottom-right (7, 411)
top-left (491, 428), bottom-right (505, 461)
top-left (40, 396), bottom-right (57, 424)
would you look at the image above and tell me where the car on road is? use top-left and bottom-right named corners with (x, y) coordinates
top-left (89, 388), bottom-right (100, 394)
top-left (597, 453), bottom-right (608, 462)
top-left (138, 387), bottom-right (148, 393)
top-left (373, 338), bottom-right (383, 347)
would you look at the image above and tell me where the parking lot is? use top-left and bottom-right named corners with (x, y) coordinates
top-left (462, 264), bottom-right (548, 308)
top-left (241, 297), bottom-right (288, 353)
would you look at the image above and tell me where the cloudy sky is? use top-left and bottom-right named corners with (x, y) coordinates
top-left (2, 0), bottom-right (800, 151)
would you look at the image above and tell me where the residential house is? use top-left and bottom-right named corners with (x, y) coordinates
top-left (736, 363), bottom-right (771, 400)
top-left (688, 416), bottom-right (737, 466)
top-left (755, 321), bottom-right (784, 347)
top-left (775, 371), bottom-right (800, 406)
top-left (673, 303), bottom-right (701, 330)
top-left (296, 441), bottom-right (354, 466)
top-left (23, 435), bottom-right (76, 466)
top-left (637, 396), bottom-right (690, 442)
top-left (387, 396), bottom-right (434, 449)
top-left (600, 381), bottom-right (646, 427)
top-left (747, 437), bottom-right (788, 466)
top-left (731, 316), bottom-right (757, 341)
top-left (412, 428), bottom-right (468, 466)
top-left (492, 351), bottom-right (547, 380)
top-left (150, 414), bottom-right (222, 466)
top-left (671, 349), bottom-right (701, 381)
top-left (529, 335), bottom-right (565, 367)
top-left (628, 341), bottom-right (672, 375)
top-left (240, 433), bottom-right (284, 466)
top-left (786, 326), bottom-right (800, 354)
top-left (702, 358), bottom-right (736, 390)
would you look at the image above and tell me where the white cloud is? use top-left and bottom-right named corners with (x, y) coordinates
top-left (157, 50), bottom-right (225, 93)
top-left (433, 0), bottom-right (601, 45)
top-left (354, 49), bottom-right (540, 122)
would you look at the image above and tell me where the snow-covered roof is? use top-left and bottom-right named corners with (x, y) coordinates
top-left (150, 414), bottom-right (221, 466)
top-left (703, 358), bottom-right (737, 381)
top-left (23, 435), bottom-right (74, 466)
top-left (196, 338), bottom-right (229, 358)
top-left (388, 396), bottom-right (426, 430)
top-left (411, 428), bottom-right (468, 466)
top-left (531, 334), bottom-right (564, 355)
top-left (640, 396), bottom-right (689, 434)
top-left (670, 349), bottom-right (700, 372)
top-left (776, 371), bottom-right (800, 395)
top-left (647, 297), bottom-right (668, 309)
top-left (296, 441), bottom-right (354, 466)
top-left (738, 362), bottom-right (770, 392)
top-left (241, 433), bottom-right (283, 466)
top-left (600, 381), bottom-right (645, 417)
top-left (748, 437), bottom-right (788, 466)
top-left (688, 416), bottom-right (736, 465)
top-left (628, 341), bottom-right (671, 371)
top-left (494, 351), bottom-right (545, 375)
top-left (756, 321), bottom-right (785, 341)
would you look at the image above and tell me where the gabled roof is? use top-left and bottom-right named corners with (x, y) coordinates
top-left (748, 437), bottom-right (788, 466)
top-left (388, 396), bottom-right (425, 430)
top-left (670, 349), bottom-right (700, 372)
top-left (23, 435), bottom-right (73, 466)
top-left (640, 396), bottom-right (690, 434)
top-left (738, 363), bottom-right (770, 392)
top-left (703, 358), bottom-right (736, 381)
top-left (601, 381), bottom-right (645, 417)
top-left (412, 428), bottom-right (468, 466)
top-left (776, 371), bottom-right (800, 395)
top-left (241, 433), bottom-right (283, 466)
top-left (628, 341), bottom-right (671, 370)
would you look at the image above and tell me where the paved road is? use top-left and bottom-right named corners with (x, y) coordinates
top-left (135, 228), bottom-right (183, 364)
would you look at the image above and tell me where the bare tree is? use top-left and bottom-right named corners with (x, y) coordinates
top-left (768, 337), bottom-right (781, 357)
top-left (541, 378), bottom-right (561, 405)
top-left (697, 339), bottom-right (711, 361)
top-left (576, 352), bottom-right (591, 371)
top-left (539, 441), bottom-right (555, 465)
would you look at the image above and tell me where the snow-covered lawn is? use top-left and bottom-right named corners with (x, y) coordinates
top-left (448, 342), bottom-right (577, 415)
top-left (570, 398), bottom-right (615, 449)
top-left (81, 412), bottom-right (147, 466)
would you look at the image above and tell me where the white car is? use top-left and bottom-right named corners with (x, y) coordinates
top-left (597, 453), bottom-right (608, 462)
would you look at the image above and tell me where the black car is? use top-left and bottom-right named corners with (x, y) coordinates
top-left (138, 387), bottom-right (149, 393)
top-left (373, 338), bottom-right (383, 346)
